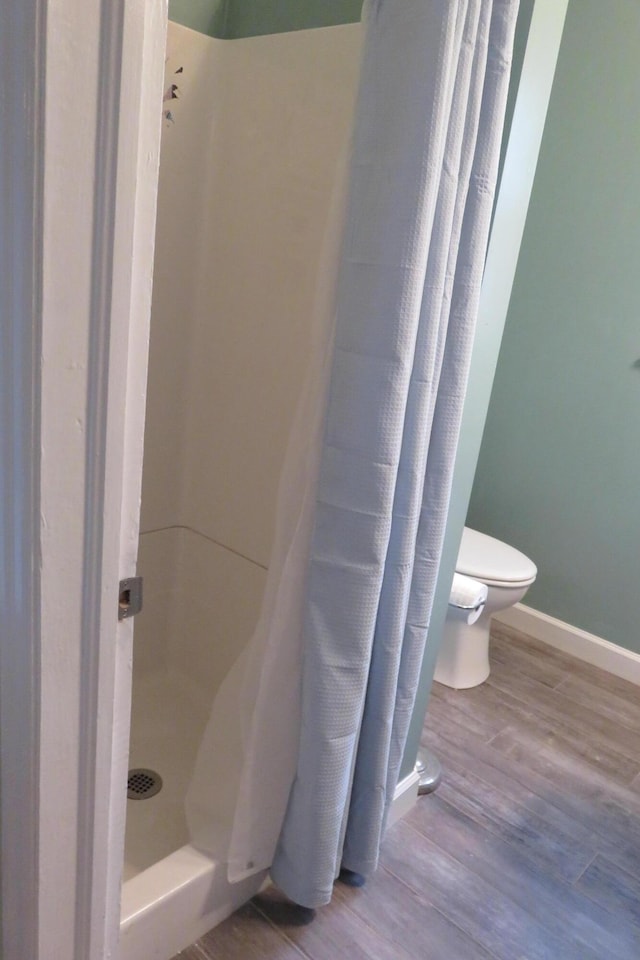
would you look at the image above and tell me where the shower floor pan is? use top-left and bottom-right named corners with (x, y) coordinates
top-left (120, 669), bottom-right (266, 960)
top-left (120, 845), bottom-right (266, 960)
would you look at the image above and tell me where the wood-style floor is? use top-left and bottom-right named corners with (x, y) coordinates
top-left (174, 624), bottom-right (640, 960)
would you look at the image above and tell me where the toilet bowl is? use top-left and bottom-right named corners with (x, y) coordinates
top-left (433, 527), bottom-right (537, 689)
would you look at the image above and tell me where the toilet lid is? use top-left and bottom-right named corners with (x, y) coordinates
top-left (457, 527), bottom-right (537, 585)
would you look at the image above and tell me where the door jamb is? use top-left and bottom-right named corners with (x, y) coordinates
top-left (0, 2), bottom-right (46, 956)
top-left (0, 1), bottom-right (168, 957)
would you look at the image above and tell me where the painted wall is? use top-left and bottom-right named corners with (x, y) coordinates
top-left (168, 0), bottom-right (363, 39)
top-left (468, 0), bottom-right (640, 654)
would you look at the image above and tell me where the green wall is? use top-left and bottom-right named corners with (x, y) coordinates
top-left (168, 0), bottom-right (363, 38)
top-left (168, 0), bottom-right (228, 37)
top-left (468, 0), bottom-right (640, 653)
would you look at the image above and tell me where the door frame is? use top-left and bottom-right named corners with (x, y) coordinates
top-left (0, 3), bottom-right (45, 955)
top-left (0, 1), bottom-right (167, 957)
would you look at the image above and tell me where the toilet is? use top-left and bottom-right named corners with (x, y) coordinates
top-left (433, 527), bottom-right (537, 689)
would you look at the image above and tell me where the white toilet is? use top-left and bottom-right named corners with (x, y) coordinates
top-left (433, 527), bottom-right (537, 689)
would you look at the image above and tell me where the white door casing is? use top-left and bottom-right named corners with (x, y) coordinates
top-left (0, 3), bottom-right (45, 957)
top-left (0, 1), bottom-right (167, 958)
top-left (43, 1), bottom-right (168, 955)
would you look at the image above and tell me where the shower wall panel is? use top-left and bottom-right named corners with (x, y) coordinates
top-left (179, 23), bottom-right (362, 568)
top-left (136, 20), bottom-right (361, 698)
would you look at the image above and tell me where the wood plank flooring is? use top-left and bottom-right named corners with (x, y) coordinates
top-left (173, 624), bottom-right (640, 959)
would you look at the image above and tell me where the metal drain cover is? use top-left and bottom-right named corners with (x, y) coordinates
top-left (127, 768), bottom-right (162, 800)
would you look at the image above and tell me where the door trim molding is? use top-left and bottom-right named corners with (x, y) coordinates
top-left (74, 2), bottom-right (128, 956)
top-left (77, 2), bottom-right (169, 955)
top-left (0, 2), bottom-right (46, 955)
top-left (0, 1), bottom-right (167, 957)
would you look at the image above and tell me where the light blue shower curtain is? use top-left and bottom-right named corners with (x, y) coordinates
top-left (270, 0), bottom-right (519, 908)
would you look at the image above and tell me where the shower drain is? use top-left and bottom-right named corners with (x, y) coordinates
top-left (127, 768), bottom-right (163, 800)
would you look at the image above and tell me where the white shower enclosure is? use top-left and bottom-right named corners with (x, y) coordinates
top-left (119, 19), bottom-right (363, 960)
top-left (117, 2), bottom-right (569, 955)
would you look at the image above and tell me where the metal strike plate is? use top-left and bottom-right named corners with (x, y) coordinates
top-left (118, 577), bottom-right (143, 621)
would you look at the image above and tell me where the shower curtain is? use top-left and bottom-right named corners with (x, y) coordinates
top-left (186, 0), bottom-right (518, 909)
top-left (270, 0), bottom-right (519, 907)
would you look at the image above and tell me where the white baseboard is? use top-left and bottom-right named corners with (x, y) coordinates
top-left (388, 770), bottom-right (420, 827)
top-left (494, 603), bottom-right (640, 687)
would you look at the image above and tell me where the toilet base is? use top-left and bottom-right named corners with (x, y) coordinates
top-left (433, 579), bottom-right (533, 690)
top-left (433, 615), bottom-right (491, 689)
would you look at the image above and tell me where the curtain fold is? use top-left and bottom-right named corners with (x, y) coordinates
top-left (184, 153), bottom-right (351, 884)
top-left (271, 0), bottom-right (519, 908)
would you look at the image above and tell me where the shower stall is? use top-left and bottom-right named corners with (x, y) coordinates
top-left (119, 20), bottom-right (362, 959)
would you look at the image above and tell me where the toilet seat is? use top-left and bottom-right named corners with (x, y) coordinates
top-left (456, 527), bottom-right (537, 588)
